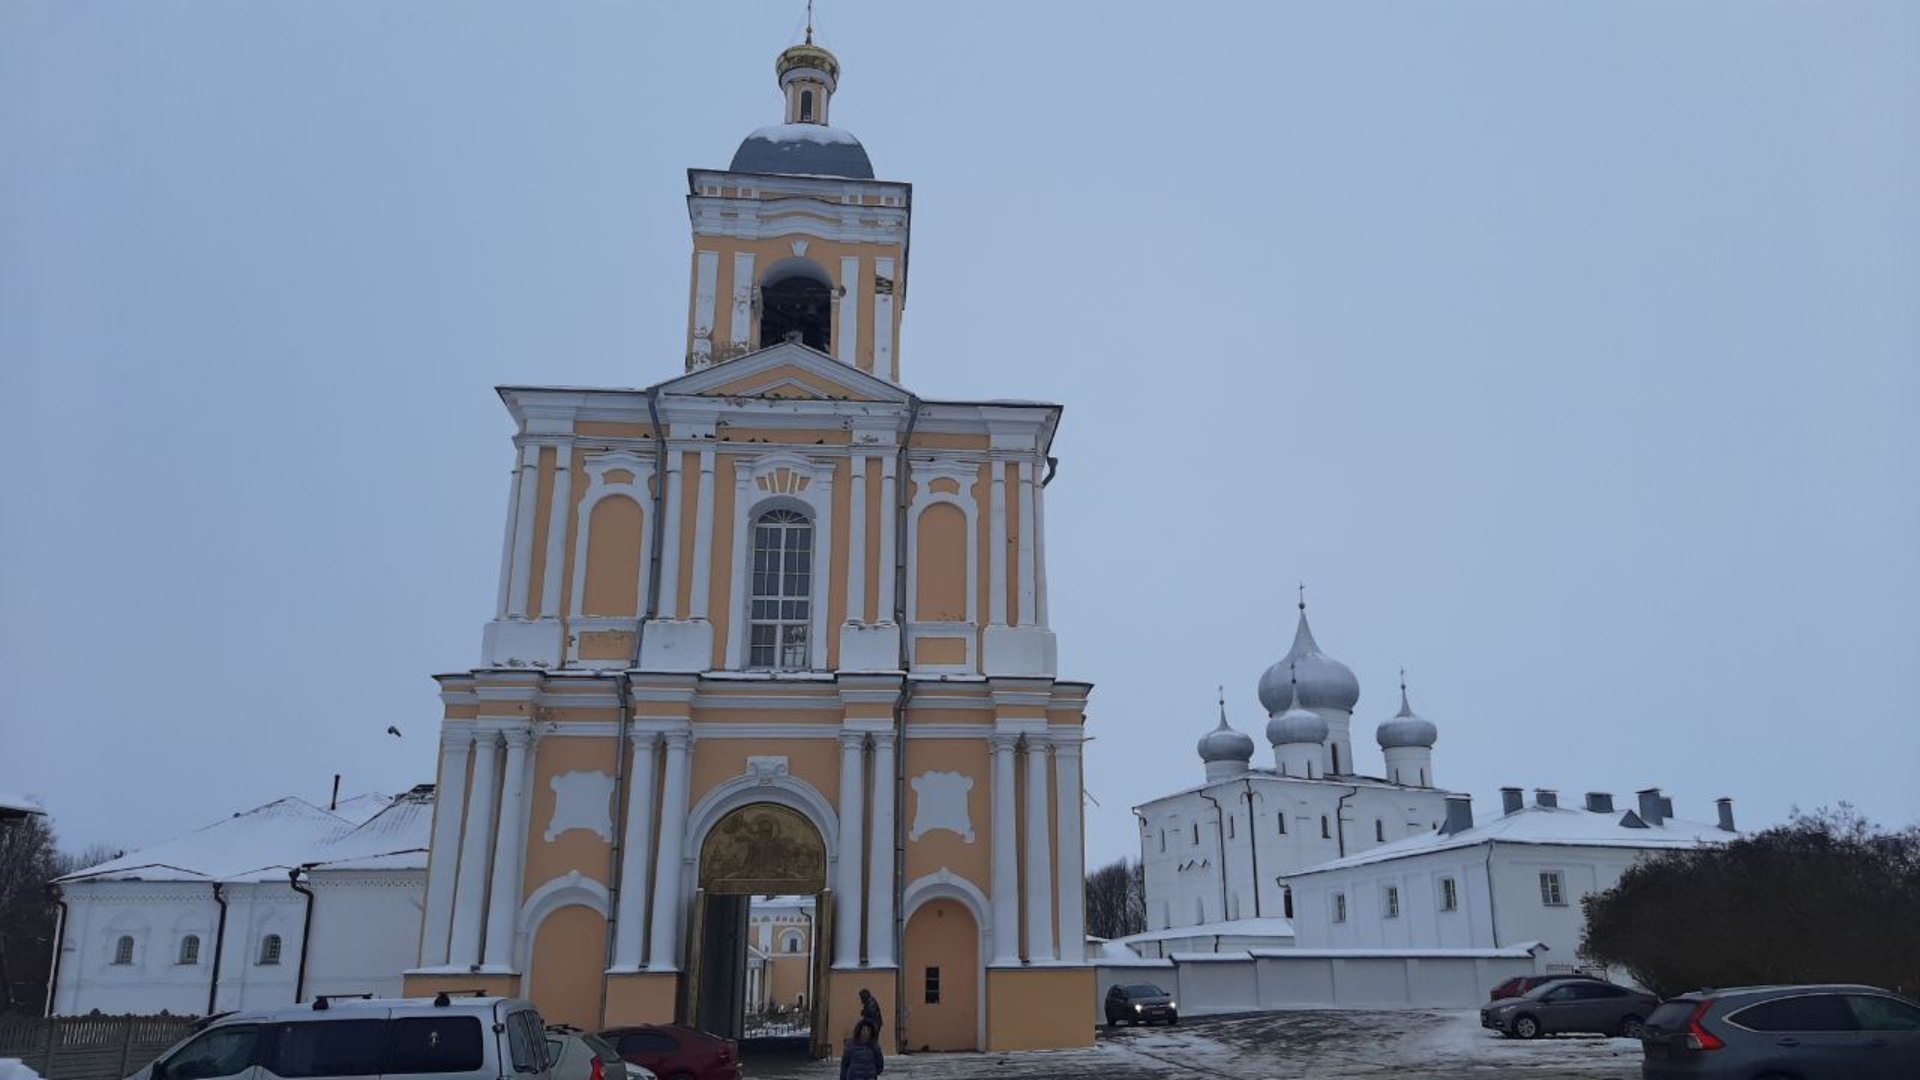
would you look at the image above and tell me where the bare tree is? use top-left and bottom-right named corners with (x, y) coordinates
top-left (0, 816), bottom-right (62, 1015)
top-left (1085, 857), bottom-right (1147, 941)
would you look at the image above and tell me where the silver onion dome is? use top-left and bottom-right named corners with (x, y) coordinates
top-left (1266, 674), bottom-right (1330, 746)
top-left (1198, 694), bottom-right (1256, 765)
top-left (1376, 676), bottom-right (1439, 749)
top-left (1257, 604), bottom-right (1361, 715)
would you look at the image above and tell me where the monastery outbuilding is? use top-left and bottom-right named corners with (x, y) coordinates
top-left (400, 33), bottom-right (1093, 1054)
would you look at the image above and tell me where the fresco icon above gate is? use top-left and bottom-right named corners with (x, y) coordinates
top-left (700, 803), bottom-right (827, 895)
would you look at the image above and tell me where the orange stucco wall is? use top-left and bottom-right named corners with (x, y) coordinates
top-left (604, 972), bottom-right (678, 1027)
top-left (901, 739), bottom-right (990, 891)
top-left (915, 504), bottom-right (967, 620)
top-left (526, 446), bottom-right (557, 617)
top-left (527, 904), bottom-right (607, 1029)
top-left (582, 495), bottom-right (644, 617)
top-left (523, 736), bottom-right (616, 896)
top-left (901, 899), bottom-right (978, 1051)
top-left (985, 967), bottom-right (1095, 1051)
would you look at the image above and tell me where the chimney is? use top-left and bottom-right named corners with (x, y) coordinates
top-left (1441, 794), bottom-right (1475, 835)
top-left (1500, 787), bottom-right (1524, 814)
top-left (1584, 792), bottom-right (1614, 814)
top-left (1661, 796), bottom-right (1675, 820)
top-left (1636, 787), bottom-right (1666, 827)
top-left (1715, 797), bottom-right (1736, 833)
top-left (1534, 789), bottom-right (1558, 809)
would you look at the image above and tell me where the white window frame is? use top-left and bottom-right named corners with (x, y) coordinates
top-left (1539, 871), bottom-right (1566, 907)
top-left (1439, 876), bottom-right (1459, 912)
top-left (258, 934), bottom-right (283, 966)
top-left (747, 508), bottom-right (815, 671)
top-left (1383, 885), bottom-right (1400, 919)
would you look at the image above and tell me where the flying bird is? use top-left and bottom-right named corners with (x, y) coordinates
top-left (386, 726), bottom-right (403, 738)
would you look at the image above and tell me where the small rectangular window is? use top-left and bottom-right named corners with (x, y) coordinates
top-left (1320, 816), bottom-right (1331, 839)
top-left (1228, 817), bottom-right (1236, 840)
top-left (1539, 871), bottom-right (1565, 906)
top-left (1192, 823), bottom-right (1199, 845)
top-left (1277, 814), bottom-right (1287, 835)
top-left (1384, 886), bottom-right (1400, 918)
top-left (1333, 893), bottom-right (1347, 922)
top-left (924, 966), bottom-right (941, 1005)
top-left (1440, 876), bottom-right (1459, 912)
top-left (1159, 829), bottom-right (1166, 852)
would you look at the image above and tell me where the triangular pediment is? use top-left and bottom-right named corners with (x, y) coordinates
top-left (656, 342), bottom-right (909, 404)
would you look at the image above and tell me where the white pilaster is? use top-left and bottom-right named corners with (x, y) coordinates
top-left (1053, 739), bottom-right (1085, 963)
top-left (1023, 736), bottom-right (1056, 962)
top-left (692, 250), bottom-right (719, 367)
top-left (876, 455), bottom-right (897, 621)
top-left (689, 450), bottom-right (716, 619)
top-left (483, 724), bottom-right (535, 969)
top-left (988, 732), bottom-right (1020, 965)
top-left (657, 451), bottom-right (685, 620)
top-left (724, 468), bottom-right (754, 669)
top-left (873, 257), bottom-right (895, 380)
top-left (847, 455), bottom-right (867, 624)
top-left (505, 444), bottom-right (541, 618)
top-left (494, 462), bottom-right (523, 617)
top-left (1034, 479), bottom-right (1049, 627)
top-left (419, 730), bottom-right (472, 966)
top-left (865, 730), bottom-right (895, 967)
top-left (613, 731), bottom-right (658, 970)
top-left (838, 256), bottom-right (861, 367)
top-left (988, 461), bottom-right (1008, 626)
top-left (647, 730), bottom-right (692, 970)
top-left (1016, 460), bottom-right (1036, 627)
top-left (730, 252), bottom-right (756, 349)
top-left (448, 731), bottom-right (500, 966)
top-left (809, 469), bottom-right (834, 670)
top-left (539, 445), bottom-right (572, 618)
top-left (835, 731), bottom-right (867, 967)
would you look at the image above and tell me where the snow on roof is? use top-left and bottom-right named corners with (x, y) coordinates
top-left (750, 894), bottom-right (816, 914)
top-left (308, 787), bottom-right (434, 872)
top-left (1134, 768), bottom-right (1451, 813)
top-left (1284, 803), bottom-right (1733, 877)
top-left (743, 123), bottom-right (860, 146)
top-left (1115, 916), bottom-right (1296, 947)
top-left (330, 793), bottom-right (395, 826)
top-left (0, 792), bottom-right (46, 817)
top-left (60, 797), bottom-right (354, 884)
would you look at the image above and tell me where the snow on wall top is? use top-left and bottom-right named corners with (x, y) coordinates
top-left (0, 793), bottom-right (46, 817)
top-left (1284, 803), bottom-right (1733, 877)
top-left (1115, 916), bottom-right (1297, 948)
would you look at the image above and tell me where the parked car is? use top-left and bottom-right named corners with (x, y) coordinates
top-left (1488, 973), bottom-right (1610, 1001)
top-left (547, 1027), bottom-right (653, 1080)
top-left (1105, 983), bottom-right (1179, 1028)
top-left (1639, 984), bottom-right (1920, 1079)
top-left (127, 994), bottom-right (553, 1080)
top-left (1481, 979), bottom-right (1661, 1039)
top-left (600, 1024), bottom-right (739, 1080)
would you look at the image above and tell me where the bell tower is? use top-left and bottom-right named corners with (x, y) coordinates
top-left (684, 35), bottom-right (911, 380)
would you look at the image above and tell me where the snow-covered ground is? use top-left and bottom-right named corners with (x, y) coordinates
top-left (745, 1009), bottom-right (1644, 1078)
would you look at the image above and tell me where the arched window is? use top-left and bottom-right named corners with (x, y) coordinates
top-left (1374, 819), bottom-right (1385, 843)
top-left (112, 936), bottom-right (134, 965)
top-left (1331, 744), bottom-right (1342, 773)
top-left (749, 509), bottom-right (813, 669)
top-left (1320, 816), bottom-right (1331, 839)
top-left (1281, 884), bottom-right (1295, 919)
top-left (783, 932), bottom-right (802, 954)
top-left (1276, 814), bottom-right (1288, 836)
top-left (178, 935), bottom-right (201, 965)
top-left (758, 267), bottom-right (832, 352)
top-left (258, 934), bottom-right (282, 966)
top-left (800, 89), bottom-right (815, 122)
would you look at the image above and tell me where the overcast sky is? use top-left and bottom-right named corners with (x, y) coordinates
top-left (4, 2), bottom-right (1915, 870)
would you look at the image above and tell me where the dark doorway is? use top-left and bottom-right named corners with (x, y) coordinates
top-left (759, 276), bottom-right (831, 353)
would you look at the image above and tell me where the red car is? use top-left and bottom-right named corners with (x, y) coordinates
top-left (600, 1025), bottom-right (740, 1080)
top-left (1489, 974), bottom-right (1605, 1001)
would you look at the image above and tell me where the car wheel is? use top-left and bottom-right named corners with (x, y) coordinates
top-left (1167, 1015), bottom-right (1178, 1026)
top-left (1618, 1014), bottom-right (1645, 1039)
top-left (1512, 1015), bottom-right (1541, 1039)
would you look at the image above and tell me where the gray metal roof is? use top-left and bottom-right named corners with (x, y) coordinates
top-left (729, 123), bottom-right (875, 179)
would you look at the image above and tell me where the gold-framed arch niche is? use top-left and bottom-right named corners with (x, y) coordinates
top-left (698, 802), bottom-right (828, 895)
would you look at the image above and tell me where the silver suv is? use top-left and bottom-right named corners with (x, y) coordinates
top-left (1639, 984), bottom-right (1920, 1080)
top-left (128, 994), bottom-right (554, 1080)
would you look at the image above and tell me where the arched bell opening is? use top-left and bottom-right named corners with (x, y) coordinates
top-left (758, 260), bottom-right (833, 353)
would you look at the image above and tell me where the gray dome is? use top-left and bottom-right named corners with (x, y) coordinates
top-left (729, 123), bottom-right (874, 179)
top-left (1257, 608), bottom-right (1361, 715)
top-left (1265, 679), bottom-right (1330, 746)
top-left (1377, 682), bottom-right (1439, 749)
top-left (1198, 706), bottom-right (1256, 765)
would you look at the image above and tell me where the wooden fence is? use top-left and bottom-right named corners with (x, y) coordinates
top-left (0, 1016), bottom-right (197, 1080)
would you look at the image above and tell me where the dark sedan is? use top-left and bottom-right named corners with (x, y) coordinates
top-left (1105, 983), bottom-right (1178, 1027)
top-left (1482, 979), bottom-right (1660, 1038)
top-left (600, 1025), bottom-right (740, 1080)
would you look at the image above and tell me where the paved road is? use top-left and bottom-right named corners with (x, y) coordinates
top-left (743, 1009), bottom-right (1645, 1079)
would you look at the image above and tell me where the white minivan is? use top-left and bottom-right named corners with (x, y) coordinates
top-left (127, 995), bottom-right (554, 1080)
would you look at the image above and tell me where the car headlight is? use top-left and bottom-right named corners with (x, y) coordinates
top-left (1169, 1001), bottom-right (1177, 1010)
top-left (1133, 1004), bottom-right (1143, 1013)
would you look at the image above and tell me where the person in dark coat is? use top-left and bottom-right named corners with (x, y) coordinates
top-left (840, 1020), bottom-right (884, 1080)
top-left (859, 988), bottom-right (884, 1037)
